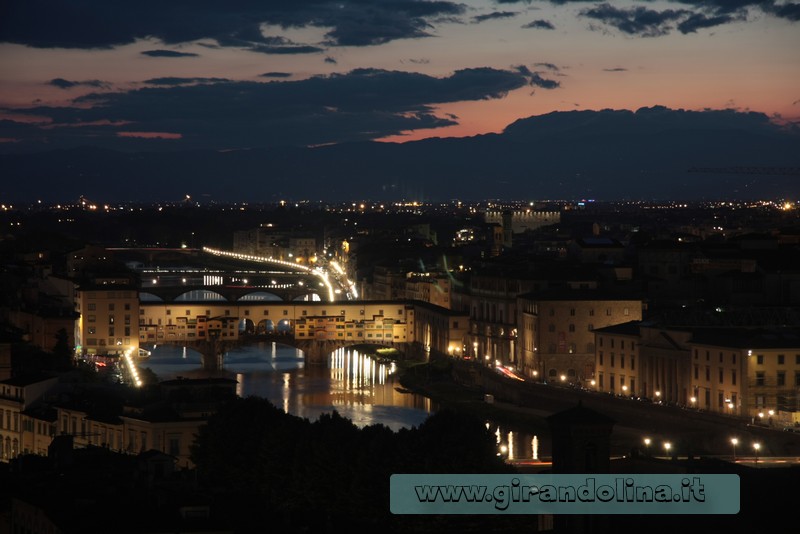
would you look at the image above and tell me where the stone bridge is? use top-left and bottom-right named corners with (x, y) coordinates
top-left (156, 333), bottom-right (411, 370)
top-left (140, 283), bottom-right (320, 303)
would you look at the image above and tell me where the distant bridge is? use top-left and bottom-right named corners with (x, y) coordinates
top-left (140, 282), bottom-right (320, 303)
top-left (139, 299), bottom-right (471, 372)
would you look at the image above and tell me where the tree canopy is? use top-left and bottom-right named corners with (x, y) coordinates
top-left (190, 397), bottom-right (516, 532)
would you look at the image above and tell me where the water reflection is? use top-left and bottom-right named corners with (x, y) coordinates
top-left (488, 422), bottom-right (549, 461)
top-left (139, 343), bottom-right (433, 432)
top-left (138, 343), bottom-right (542, 450)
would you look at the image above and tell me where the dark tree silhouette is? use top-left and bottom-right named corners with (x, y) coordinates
top-left (189, 398), bottom-right (519, 532)
top-left (52, 327), bottom-right (73, 371)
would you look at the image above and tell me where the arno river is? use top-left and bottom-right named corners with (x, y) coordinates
top-left (137, 342), bottom-right (546, 461)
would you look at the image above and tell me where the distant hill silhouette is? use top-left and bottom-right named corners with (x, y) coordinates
top-left (2, 107), bottom-right (797, 203)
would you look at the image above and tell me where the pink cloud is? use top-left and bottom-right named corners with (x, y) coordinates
top-left (117, 131), bottom-right (182, 139)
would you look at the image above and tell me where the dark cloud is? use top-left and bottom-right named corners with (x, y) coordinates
top-left (0, 67), bottom-right (538, 151)
top-left (0, 1), bottom-right (466, 50)
top-left (572, 1), bottom-right (797, 35)
top-left (143, 77), bottom-right (230, 86)
top-left (141, 50), bottom-right (199, 58)
top-left (766, 2), bottom-right (800, 21)
top-left (215, 34), bottom-right (325, 55)
top-left (677, 11), bottom-right (745, 33)
top-left (472, 11), bottom-right (519, 23)
top-left (259, 72), bottom-right (292, 78)
top-left (522, 19), bottom-right (556, 29)
top-left (530, 72), bottom-right (560, 89)
top-left (580, 3), bottom-right (690, 37)
top-left (514, 65), bottom-right (561, 89)
top-left (534, 62), bottom-right (560, 71)
top-left (49, 78), bottom-right (109, 89)
top-left (603, 67), bottom-right (627, 72)
top-left (551, 0), bottom-right (798, 23)
top-left (249, 44), bottom-right (325, 55)
top-left (324, 57), bottom-right (338, 64)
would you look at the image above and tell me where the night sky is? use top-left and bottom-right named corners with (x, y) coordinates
top-left (0, 1), bottom-right (798, 201)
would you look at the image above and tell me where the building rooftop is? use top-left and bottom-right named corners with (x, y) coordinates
top-left (518, 287), bottom-right (644, 301)
top-left (688, 327), bottom-right (800, 349)
top-left (591, 320), bottom-right (642, 336)
top-left (0, 373), bottom-right (59, 387)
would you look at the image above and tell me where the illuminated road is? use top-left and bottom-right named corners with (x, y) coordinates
top-left (202, 246), bottom-right (357, 302)
top-left (453, 360), bottom-right (800, 461)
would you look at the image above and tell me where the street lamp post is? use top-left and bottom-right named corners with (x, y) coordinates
top-left (730, 437), bottom-right (738, 462)
top-left (644, 437), bottom-right (651, 455)
top-left (664, 441), bottom-right (671, 458)
top-left (753, 442), bottom-right (760, 465)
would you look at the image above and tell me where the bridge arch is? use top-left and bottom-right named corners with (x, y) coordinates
top-left (140, 292), bottom-right (164, 302)
top-left (238, 291), bottom-right (283, 302)
top-left (256, 319), bottom-right (275, 334)
top-left (253, 319), bottom-right (293, 336)
top-left (239, 318), bottom-right (255, 335)
top-left (292, 293), bottom-right (322, 301)
top-left (175, 289), bottom-right (227, 301)
top-left (229, 334), bottom-right (407, 364)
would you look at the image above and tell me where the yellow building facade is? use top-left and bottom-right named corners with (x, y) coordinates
top-left (75, 276), bottom-right (140, 357)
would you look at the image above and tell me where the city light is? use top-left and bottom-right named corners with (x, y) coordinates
top-left (122, 348), bottom-right (142, 387)
top-left (203, 246), bottom-right (341, 302)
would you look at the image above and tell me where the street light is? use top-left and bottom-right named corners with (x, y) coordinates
top-left (663, 442), bottom-right (671, 458)
top-left (644, 437), bottom-right (651, 455)
top-left (730, 437), bottom-right (738, 462)
top-left (753, 442), bottom-right (760, 465)
top-left (655, 390), bottom-right (662, 403)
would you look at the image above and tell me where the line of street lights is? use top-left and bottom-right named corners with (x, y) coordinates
top-left (643, 435), bottom-right (762, 464)
top-left (730, 437), bottom-right (761, 464)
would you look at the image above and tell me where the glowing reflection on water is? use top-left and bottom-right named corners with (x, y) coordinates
top-left (138, 343), bottom-right (433, 431)
top-left (139, 343), bottom-right (542, 446)
top-left (490, 423), bottom-right (546, 461)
